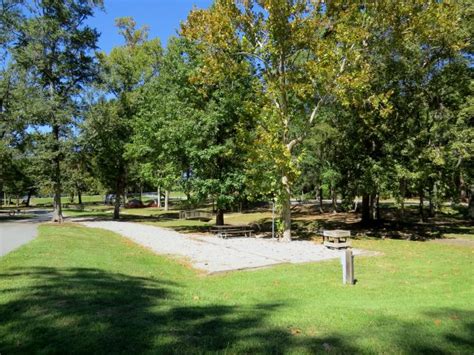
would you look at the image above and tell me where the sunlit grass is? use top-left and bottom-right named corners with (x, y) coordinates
top-left (0, 224), bottom-right (472, 353)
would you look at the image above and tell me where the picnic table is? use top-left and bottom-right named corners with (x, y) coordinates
top-left (210, 225), bottom-right (254, 239)
top-left (179, 210), bottom-right (213, 221)
top-left (323, 230), bottom-right (351, 249)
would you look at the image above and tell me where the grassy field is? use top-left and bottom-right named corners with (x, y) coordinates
top-left (30, 195), bottom-right (105, 206)
top-left (0, 224), bottom-right (472, 353)
top-left (62, 203), bottom-right (474, 242)
top-left (29, 192), bottom-right (186, 206)
top-left (63, 206), bottom-right (273, 234)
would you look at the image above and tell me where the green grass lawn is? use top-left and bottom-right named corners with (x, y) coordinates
top-left (63, 207), bottom-right (273, 233)
top-left (31, 194), bottom-right (105, 206)
top-left (442, 226), bottom-right (474, 241)
top-left (0, 224), bottom-right (472, 353)
top-left (30, 192), bottom-right (187, 207)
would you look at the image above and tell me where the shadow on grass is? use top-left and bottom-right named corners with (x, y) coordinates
top-left (0, 267), bottom-right (472, 353)
top-left (0, 267), bottom-right (354, 353)
top-left (67, 204), bottom-right (474, 241)
top-left (374, 309), bottom-right (474, 354)
top-left (343, 218), bottom-right (474, 241)
top-left (288, 203), bottom-right (474, 241)
top-left (290, 208), bottom-right (474, 241)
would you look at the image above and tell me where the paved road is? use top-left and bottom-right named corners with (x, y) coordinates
top-left (0, 210), bottom-right (51, 257)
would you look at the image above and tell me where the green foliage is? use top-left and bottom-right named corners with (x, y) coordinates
top-left (7, 0), bottom-right (103, 219)
top-left (129, 36), bottom-right (257, 218)
top-left (2, 0), bottom-right (473, 224)
top-left (85, 18), bottom-right (162, 218)
top-left (294, 0), bottom-right (472, 220)
top-left (127, 38), bottom-right (196, 194)
top-left (182, 0), bottom-right (380, 237)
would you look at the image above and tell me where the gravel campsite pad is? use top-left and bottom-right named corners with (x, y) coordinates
top-left (79, 221), bottom-right (378, 273)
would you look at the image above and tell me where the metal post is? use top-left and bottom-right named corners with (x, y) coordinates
top-left (341, 249), bottom-right (354, 285)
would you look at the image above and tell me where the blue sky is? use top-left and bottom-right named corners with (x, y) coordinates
top-left (87, 0), bottom-right (213, 52)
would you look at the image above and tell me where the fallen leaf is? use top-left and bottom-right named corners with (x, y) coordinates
top-left (290, 327), bottom-right (301, 335)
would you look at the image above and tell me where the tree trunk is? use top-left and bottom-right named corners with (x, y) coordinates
top-left (369, 193), bottom-right (376, 221)
top-left (16, 195), bottom-right (19, 208)
top-left (164, 190), bottom-right (169, 211)
top-left (113, 177), bottom-right (123, 220)
top-left (157, 186), bottom-right (161, 208)
top-left (51, 125), bottom-right (63, 223)
top-left (361, 194), bottom-right (372, 224)
top-left (319, 187), bottom-right (323, 213)
top-left (375, 194), bottom-right (380, 221)
top-left (399, 178), bottom-right (406, 221)
top-left (51, 189), bottom-right (63, 222)
top-left (369, 193), bottom-right (380, 221)
top-left (460, 173), bottom-right (467, 202)
top-left (69, 192), bottom-right (74, 204)
top-left (185, 168), bottom-right (191, 197)
top-left (315, 186), bottom-right (323, 213)
top-left (331, 184), bottom-right (337, 213)
top-left (469, 185), bottom-right (474, 219)
top-left (25, 189), bottom-right (33, 207)
top-left (77, 189), bottom-right (82, 205)
top-left (419, 187), bottom-right (425, 222)
top-left (216, 208), bottom-right (224, 226)
top-left (113, 194), bottom-right (121, 220)
top-left (352, 196), bottom-right (360, 213)
top-left (428, 184), bottom-right (434, 218)
top-left (281, 174), bottom-right (292, 242)
top-left (139, 185), bottom-right (143, 202)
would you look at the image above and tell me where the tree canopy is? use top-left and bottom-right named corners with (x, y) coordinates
top-left (1, 0), bottom-right (472, 231)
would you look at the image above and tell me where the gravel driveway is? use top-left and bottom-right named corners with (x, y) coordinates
top-left (80, 221), bottom-right (377, 273)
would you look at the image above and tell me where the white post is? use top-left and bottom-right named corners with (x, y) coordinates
top-left (341, 249), bottom-right (354, 285)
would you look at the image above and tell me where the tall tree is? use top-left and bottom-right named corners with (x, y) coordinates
top-left (365, 0), bottom-right (471, 222)
top-left (11, 0), bottom-right (102, 221)
top-left (129, 37), bottom-right (256, 223)
top-left (182, 0), bottom-right (371, 240)
top-left (127, 38), bottom-right (197, 211)
top-left (0, 0), bottom-right (23, 57)
top-left (87, 17), bottom-right (161, 219)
